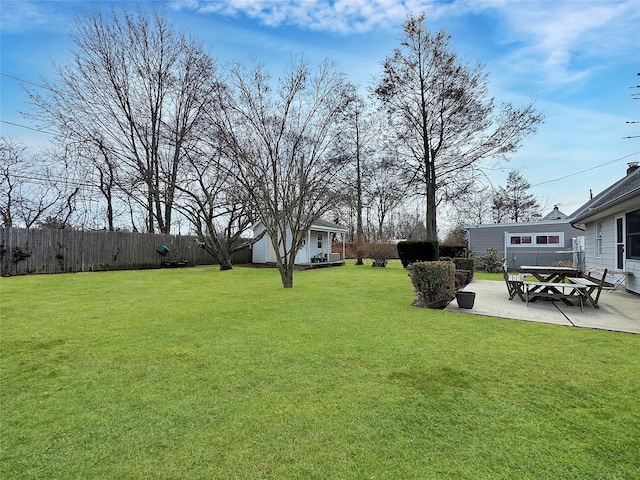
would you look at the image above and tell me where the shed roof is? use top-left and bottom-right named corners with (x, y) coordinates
top-left (252, 217), bottom-right (348, 233)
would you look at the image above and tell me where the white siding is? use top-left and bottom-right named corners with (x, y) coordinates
top-left (584, 216), bottom-right (640, 294)
top-left (251, 223), bottom-right (268, 263)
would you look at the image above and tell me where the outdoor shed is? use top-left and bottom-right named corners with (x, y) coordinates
top-left (466, 206), bottom-right (584, 270)
top-left (252, 218), bottom-right (348, 266)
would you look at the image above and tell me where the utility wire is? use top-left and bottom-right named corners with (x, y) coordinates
top-left (1, 120), bottom-right (58, 136)
top-left (1, 72), bottom-right (51, 91)
top-left (531, 150), bottom-right (640, 187)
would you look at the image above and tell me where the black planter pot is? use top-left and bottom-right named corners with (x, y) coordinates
top-left (455, 291), bottom-right (476, 309)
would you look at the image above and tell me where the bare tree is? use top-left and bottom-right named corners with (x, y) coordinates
top-left (454, 185), bottom-right (495, 226)
top-left (492, 170), bottom-right (541, 223)
top-left (173, 147), bottom-right (261, 270)
top-left (374, 13), bottom-right (542, 240)
top-left (215, 59), bottom-right (351, 288)
top-left (338, 89), bottom-right (384, 263)
top-left (0, 138), bottom-right (26, 228)
top-left (0, 138), bottom-right (70, 228)
top-left (368, 158), bottom-right (405, 239)
top-left (28, 7), bottom-right (218, 233)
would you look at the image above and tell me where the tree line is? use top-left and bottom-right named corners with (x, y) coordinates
top-left (0, 8), bottom-right (542, 287)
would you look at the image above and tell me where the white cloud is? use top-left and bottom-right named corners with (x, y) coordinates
top-left (179, 0), bottom-right (425, 32)
top-left (0, 0), bottom-right (72, 34)
top-left (175, 0), bottom-right (638, 87)
top-left (475, 0), bottom-right (640, 88)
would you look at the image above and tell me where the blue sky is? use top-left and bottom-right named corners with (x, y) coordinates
top-left (1, 0), bottom-right (639, 216)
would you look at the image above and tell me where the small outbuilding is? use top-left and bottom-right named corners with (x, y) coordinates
top-left (251, 218), bottom-right (348, 267)
top-left (466, 206), bottom-right (585, 270)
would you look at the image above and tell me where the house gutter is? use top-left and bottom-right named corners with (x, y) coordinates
top-left (572, 188), bottom-right (640, 225)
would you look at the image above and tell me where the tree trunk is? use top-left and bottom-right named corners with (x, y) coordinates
top-left (355, 121), bottom-right (364, 266)
top-left (217, 248), bottom-right (233, 271)
top-left (279, 264), bottom-right (294, 288)
top-left (425, 155), bottom-right (437, 240)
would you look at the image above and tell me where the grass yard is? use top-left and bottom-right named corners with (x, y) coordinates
top-left (1, 261), bottom-right (639, 479)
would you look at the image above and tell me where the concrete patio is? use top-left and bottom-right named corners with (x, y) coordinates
top-left (445, 279), bottom-right (640, 334)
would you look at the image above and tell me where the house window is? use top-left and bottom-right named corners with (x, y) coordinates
top-left (627, 209), bottom-right (640, 260)
top-left (507, 233), bottom-right (562, 247)
top-left (595, 221), bottom-right (602, 258)
top-left (317, 233), bottom-right (322, 249)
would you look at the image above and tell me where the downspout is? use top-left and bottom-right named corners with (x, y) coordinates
top-left (504, 231), bottom-right (508, 268)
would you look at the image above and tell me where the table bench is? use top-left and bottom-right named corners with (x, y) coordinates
top-left (524, 281), bottom-right (587, 311)
top-left (567, 277), bottom-right (602, 308)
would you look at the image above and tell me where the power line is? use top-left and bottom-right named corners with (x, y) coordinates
top-left (0, 72), bottom-right (51, 91)
top-left (1, 120), bottom-right (58, 136)
top-left (531, 150), bottom-right (640, 187)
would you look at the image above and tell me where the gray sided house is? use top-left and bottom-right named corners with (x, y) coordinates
top-left (252, 218), bottom-right (347, 266)
top-left (570, 163), bottom-right (640, 294)
top-left (466, 206), bottom-right (584, 270)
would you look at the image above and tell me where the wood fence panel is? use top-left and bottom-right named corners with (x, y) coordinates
top-left (1, 228), bottom-right (251, 276)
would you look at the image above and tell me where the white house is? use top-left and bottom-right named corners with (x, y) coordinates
top-left (252, 218), bottom-right (348, 266)
top-left (570, 163), bottom-right (640, 294)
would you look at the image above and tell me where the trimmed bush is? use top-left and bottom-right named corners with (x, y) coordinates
top-left (453, 257), bottom-right (475, 276)
top-left (454, 269), bottom-right (472, 290)
top-left (439, 245), bottom-right (466, 258)
top-left (397, 240), bottom-right (439, 268)
top-left (360, 241), bottom-right (397, 267)
top-left (408, 261), bottom-right (456, 309)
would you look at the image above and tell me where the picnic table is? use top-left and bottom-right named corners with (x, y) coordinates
top-left (520, 266), bottom-right (582, 307)
top-left (520, 265), bottom-right (581, 283)
top-left (524, 281), bottom-right (587, 311)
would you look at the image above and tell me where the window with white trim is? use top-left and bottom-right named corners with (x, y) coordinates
top-left (627, 209), bottom-right (640, 260)
top-left (507, 233), bottom-right (563, 247)
top-left (595, 221), bottom-right (602, 258)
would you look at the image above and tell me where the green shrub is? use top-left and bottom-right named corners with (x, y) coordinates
top-left (360, 241), bottom-right (397, 267)
top-left (408, 261), bottom-right (455, 309)
top-left (453, 257), bottom-right (475, 275)
top-left (454, 269), bottom-right (472, 290)
top-left (479, 248), bottom-right (505, 273)
top-left (397, 240), bottom-right (438, 268)
top-left (439, 245), bottom-right (466, 258)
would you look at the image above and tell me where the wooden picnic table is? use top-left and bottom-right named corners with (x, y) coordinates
top-left (520, 266), bottom-right (581, 283)
top-left (567, 277), bottom-right (604, 308)
top-left (524, 281), bottom-right (587, 310)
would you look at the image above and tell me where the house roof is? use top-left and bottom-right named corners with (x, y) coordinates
top-left (570, 166), bottom-right (640, 224)
top-left (539, 206), bottom-right (569, 221)
top-left (465, 206), bottom-right (573, 230)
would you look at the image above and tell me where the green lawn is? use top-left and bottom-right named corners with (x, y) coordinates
top-left (1, 261), bottom-right (639, 479)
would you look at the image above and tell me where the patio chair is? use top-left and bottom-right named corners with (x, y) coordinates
top-left (503, 264), bottom-right (525, 301)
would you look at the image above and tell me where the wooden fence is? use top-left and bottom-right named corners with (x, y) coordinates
top-left (0, 228), bottom-right (252, 276)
